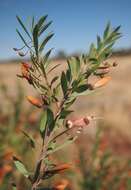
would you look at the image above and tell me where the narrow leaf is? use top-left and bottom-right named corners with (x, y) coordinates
top-left (51, 76), bottom-right (59, 86)
top-left (48, 136), bottom-right (77, 154)
top-left (16, 16), bottom-right (32, 40)
top-left (43, 48), bottom-right (53, 66)
top-left (22, 130), bottom-right (35, 148)
top-left (61, 71), bottom-right (68, 95)
top-left (16, 29), bottom-right (30, 48)
top-left (40, 111), bottom-right (47, 133)
top-left (39, 21), bottom-right (53, 36)
top-left (33, 24), bottom-right (39, 57)
top-left (37, 15), bottom-right (48, 29)
top-left (47, 63), bottom-right (61, 74)
top-left (103, 22), bottom-right (111, 39)
top-left (13, 157), bottom-right (29, 178)
top-left (39, 33), bottom-right (54, 53)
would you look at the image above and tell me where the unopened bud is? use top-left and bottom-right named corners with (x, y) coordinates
top-left (21, 62), bottom-right (31, 70)
top-left (27, 96), bottom-right (43, 108)
top-left (50, 163), bottom-right (72, 173)
top-left (13, 48), bottom-right (18, 51)
top-left (95, 68), bottom-right (110, 76)
top-left (93, 76), bottom-right (111, 89)
top-left (112, 62), bottom-right (118, 67)
top-left (18, 51), bottom-right (25, 57)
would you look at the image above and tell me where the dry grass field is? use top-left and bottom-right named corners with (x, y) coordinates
top-left (0, 55), bottom-right (131, 135)
top-left (0, 55), bottom-right (131, 189)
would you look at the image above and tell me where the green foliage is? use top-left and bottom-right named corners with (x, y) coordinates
top-left (13, 157), bottom-right (30, 178)
top-left (14, 15), bottom-right (121, 190)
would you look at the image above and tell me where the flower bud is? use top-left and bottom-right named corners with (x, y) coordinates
top-left (13, 48), bottom-right (18, 51)
top-left (21, 62), bottom-right (31, 70)
top-left (95, 68), bottom-right (110, 76)
top-left (27, 96), bottom-right (42, 108)
top-left (93, 76), bottom-right (111, 89)
top-left (21, 63), bottom-right (33, 84)
top-left (50, 163), bottom-right (72, 173)
top-left (112, 62), bottom-right (118, 67)
top-left (18, 51), bottom-right (25, 57)
top-left (67, 117), bottom-right (90, 129)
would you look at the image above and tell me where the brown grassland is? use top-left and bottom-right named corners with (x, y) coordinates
top-left (0, 55), bottom-right (131, 190)
top-left (0, 55), bottom-right (131, 138)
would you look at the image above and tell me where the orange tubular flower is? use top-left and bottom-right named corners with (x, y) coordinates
top-left (21, 62), bottom-right (33, 84)
top-left (27, 96), bottom-right (43, 108)
top-left (53, 179), bottom-right (69, 190)
top-left (49, 163), bottom-right (72, 174)
top-left (93, 76), bottom-right (111, 88)
top-left (21, 62), bottom-right (31, 70)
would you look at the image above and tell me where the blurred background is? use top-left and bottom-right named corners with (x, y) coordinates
top-left (0, 0), bottom-right (131, 190)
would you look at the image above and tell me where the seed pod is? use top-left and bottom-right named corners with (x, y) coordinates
top-left (93, 76), bottom-right (111, 89)
top-left (27, 96), bottom-right (43, 108)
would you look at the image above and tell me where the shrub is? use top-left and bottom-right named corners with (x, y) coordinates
top-left (13, 15), bottom-right (121, 190)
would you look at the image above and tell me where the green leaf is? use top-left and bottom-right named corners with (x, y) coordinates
top-left (31, 16), bottom-right (35, 32)
top-left (16, 29), bottom-right (30, 48)
top-left (40, 111), bottom-right (47, 133)
top-left (51, 76), bottom-right (59, 86)
top-left (16, 16), bottom-right (32, 40)
top-left (39, 21), bottom-right (53, 36)
top-left (75, 84), bottom-right (88, 93)
top-left (88, 43), bottom-right (96, 58)
top-left (37, 15), bottom-right (48, 29)
top-left (39, 33), bottom-right (54, 53)
top-left (22, 130), bottom-right (35, 148)
top-left (47, 108), bottom-right (54, 126)
top-left (68, 57), bottom-right (80, 79)
top-left (61, 71), bottom-right (68, 95)
top-left (72, 89), bottom-right (95, 97)
top-left (48, 136), bottom-right (77, 154)
top-left (64, 97), bottom-right (76, 109)
top-left (103, 22), bottom-right (111, 40)
top-left (43, 48), bottom-right (53, 67)
top-left (66, 69), bottom-right (72, 82)
top-left (47, 63), bottom-right (61, 74)
top-left (60, 109), bottom-right (73, 119)
top-left (13, 157), bottom-right (29, 178)
top-left (33, 24), bottom-right (39, 57)
top-left (97, 35), bottom-right (103, 50)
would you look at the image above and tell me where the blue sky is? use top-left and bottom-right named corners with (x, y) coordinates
top-left (0, 0), bottom-right (131, 60)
